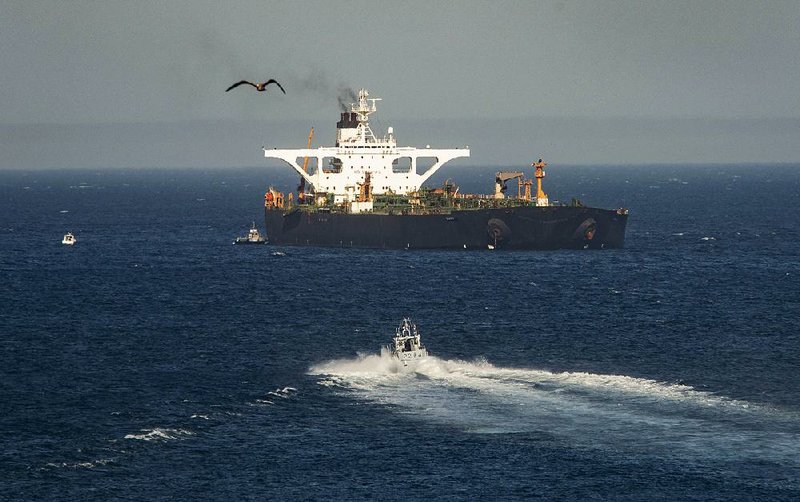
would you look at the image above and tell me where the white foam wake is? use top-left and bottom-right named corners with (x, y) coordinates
top-left (310, 354), bottom-right (800, 466)
top-left (311, 354), bottom-right (736, 407)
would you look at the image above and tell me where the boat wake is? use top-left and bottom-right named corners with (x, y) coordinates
top-left (310, 354), bottom-right (800, 469)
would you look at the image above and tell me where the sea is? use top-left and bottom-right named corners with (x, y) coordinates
top-left (1, 164), bottom-right (799, 500)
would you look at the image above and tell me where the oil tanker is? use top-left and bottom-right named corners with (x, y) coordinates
top-left (262, 89), bottom-right (628, 250)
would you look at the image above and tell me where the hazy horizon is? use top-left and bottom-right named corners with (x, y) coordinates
top-left (2, 1), bottom-right (799, 168)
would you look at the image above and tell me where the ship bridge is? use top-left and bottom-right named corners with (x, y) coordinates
top-left (264, 89), bottom-right (469, 203)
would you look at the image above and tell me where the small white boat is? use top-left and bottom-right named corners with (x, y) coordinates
top-left (62, 232), bottom-right (76, 245)
top-left (382, 318), bottom-right (429, 366)
top-left (234, 222), bottom-right (266, 245)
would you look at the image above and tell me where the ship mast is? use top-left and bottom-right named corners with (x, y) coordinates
top-left (533, 158), bottom-right (549, 206)
top-left (351, 89), bottom-right (381, 144)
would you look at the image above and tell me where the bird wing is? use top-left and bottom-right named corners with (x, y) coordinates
top-left (266, 79), bottom-right (286, 94)
top-left (225, 80), bottom-right (257, 92)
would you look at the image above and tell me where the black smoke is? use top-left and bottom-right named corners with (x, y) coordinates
top-left (337, 87), bottom-right (358, 111)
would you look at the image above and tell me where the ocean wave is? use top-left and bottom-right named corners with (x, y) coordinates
top-left (123, 428), bottom-right (194, 442)
top-left (267, 386), bottom-right (297, 398)
top-left (253, 386), bottom-right (298, 406)
top-left (44, 458), bottom-right (114, 470)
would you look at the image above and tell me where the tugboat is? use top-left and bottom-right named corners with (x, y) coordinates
top-left (62, 232), bottom-right (76, 245)
top-left (382, 318), bottom-right (429, 366)
top-left (234, 222), bottom-right (266, 245)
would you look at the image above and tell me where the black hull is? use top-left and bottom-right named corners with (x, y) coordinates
top-left (265, 206), bottom-right (627, 250)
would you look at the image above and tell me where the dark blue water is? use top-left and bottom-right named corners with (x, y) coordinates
top-left (2, 165), bottom-right (799, 500)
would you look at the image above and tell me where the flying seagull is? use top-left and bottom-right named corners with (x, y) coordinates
top-left (225, 79), bottom-right (286, 94)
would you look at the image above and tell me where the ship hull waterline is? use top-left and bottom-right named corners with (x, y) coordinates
top-left (264, 206), bottom-right (627, 250)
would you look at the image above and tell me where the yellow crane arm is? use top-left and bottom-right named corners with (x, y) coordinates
top-left (302, 127), bottom-right (314, 172)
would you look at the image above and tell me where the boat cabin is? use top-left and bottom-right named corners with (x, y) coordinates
top-left (388, 318), bottom-right (429, 365)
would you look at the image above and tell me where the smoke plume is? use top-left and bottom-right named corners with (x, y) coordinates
top-left (289, 68), bottom-right (357, 111)
top-left (337, 87), bottom-right (358, 111)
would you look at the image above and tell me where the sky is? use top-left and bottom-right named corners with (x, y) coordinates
top-left (1, 0), bottom-right (799, 168)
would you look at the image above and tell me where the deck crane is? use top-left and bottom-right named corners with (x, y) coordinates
top-left (298, 127), bottom-right (314, 203)
top-left (494, 171), bottom-right (524, 199)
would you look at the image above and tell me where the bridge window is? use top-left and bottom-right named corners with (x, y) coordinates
top-left (321, 157), bottom-right (343, 173)
top-left (392, 157), bottom-right (412, 174)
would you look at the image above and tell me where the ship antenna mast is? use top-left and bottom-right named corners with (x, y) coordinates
top-left (351, 88), bottom-right (381, 143)
top-left (532, 158), bottom-right (549, 207)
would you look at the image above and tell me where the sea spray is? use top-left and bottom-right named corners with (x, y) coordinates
top-left (309, 354), bottom-right (800, 465)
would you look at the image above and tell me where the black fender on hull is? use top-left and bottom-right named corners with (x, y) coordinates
top-left (572, 218), bottom-right (597, 242)
top-left (486, 218), bottom-right (512, 247)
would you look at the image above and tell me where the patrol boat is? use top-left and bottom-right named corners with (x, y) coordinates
top-left (233, 222), bottom-right (266, 245)
top-left (382, 318), bottom-right (429, 366)
top-left (62, 232), bottom-right (76, 245)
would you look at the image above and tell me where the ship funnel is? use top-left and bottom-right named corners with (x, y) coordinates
top-left (337, 112), bottom-right (358, 129)
top-left (336, 112), bottom-right (359, 146)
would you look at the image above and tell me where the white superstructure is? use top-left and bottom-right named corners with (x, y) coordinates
top-left (233, 222), bottom-right (266, 244)
top-left (264, 89), bottom-right (469, 209)
top-left (381, 318), bottom-right (429, 366)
